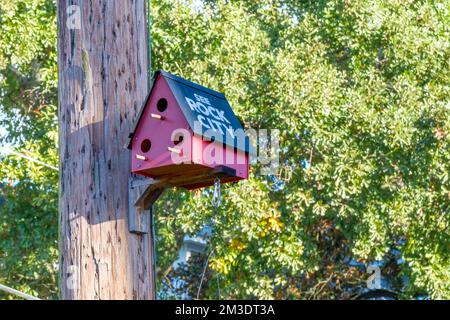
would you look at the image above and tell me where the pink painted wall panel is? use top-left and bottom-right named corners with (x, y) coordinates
top-left (131, 75), bottom-right (191, 174)
top-left (191, 135), bottom-right (249, 179)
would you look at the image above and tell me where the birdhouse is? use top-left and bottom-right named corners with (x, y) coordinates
top-left (127, 70), bottom-right (253, 190)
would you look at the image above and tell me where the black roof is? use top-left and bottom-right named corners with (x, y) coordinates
top-left (127, 70), bottom-right (254, 154)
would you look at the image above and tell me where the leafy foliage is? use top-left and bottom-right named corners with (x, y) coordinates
top-left (1, 0), bottom-right (449, 300)
top-left (154, 0), bottom-right (450, 299)
top-left (0, 0), bottom-right (58, 299)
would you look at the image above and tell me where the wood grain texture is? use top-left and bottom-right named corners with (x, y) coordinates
top-left (58, 0), bottom-right (154, 299)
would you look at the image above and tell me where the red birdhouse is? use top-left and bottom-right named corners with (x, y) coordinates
top-left (127, 70), bottom-right (253, 190)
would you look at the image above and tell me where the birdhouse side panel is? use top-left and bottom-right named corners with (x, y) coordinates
top-left (131, 75), bottom-right (192, 177)
top-left (191, 134), bottom-right (249, 179)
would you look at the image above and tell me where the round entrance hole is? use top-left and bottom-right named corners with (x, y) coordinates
top-left (157, 98), bottom-right (168, 112)
top-left (141, 139), bottom-right (152, 153)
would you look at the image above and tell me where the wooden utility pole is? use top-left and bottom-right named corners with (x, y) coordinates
top-left (58, 0), bottom-right (154, 299)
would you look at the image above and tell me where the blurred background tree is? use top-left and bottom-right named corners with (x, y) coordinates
top-left (1, 0), bottom-right (449, 299)
top-left (0, 0), bottom-right (58, 299)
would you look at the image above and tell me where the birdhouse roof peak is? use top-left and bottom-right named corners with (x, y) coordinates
top-left (127, 70), bottom-right (254, 154)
